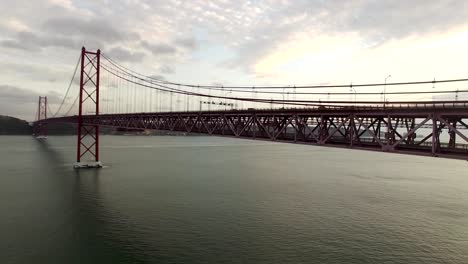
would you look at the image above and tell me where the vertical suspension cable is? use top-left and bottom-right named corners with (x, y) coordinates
top-left (159, 86), bottom-right (161, 112)
top-left (186, 91), bottom-right (189, 112)
top-left (150, 86), bottom-right (153, 112)
top-left (126, 72), bottom-right (129, 113)
top-left (208, 89), bottom-right (211, 111)
top-left (114, 74), bottom-right (117, 113)
top-left (119, 72), bottom-right (121, 113)
top-left (134, 75), bottom-right (137, 112)
top-left (170, 90), bottom-right (173, 112)
top-left (251, 87), bottom-right (255, 109)
top-left (156, 83), bottom-right (159, 112)
top-left (117, 72), bottom-right (120, 113)
top-left (104, 68), bottom-right (108, 114)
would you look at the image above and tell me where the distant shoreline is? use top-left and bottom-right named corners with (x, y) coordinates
top-left (0, 115), bottom-right (194, 136)
top-left (0, 115), bottom-right (31, 135)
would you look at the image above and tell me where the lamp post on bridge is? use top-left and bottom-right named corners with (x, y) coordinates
top-left (225, 89), bottom-right (232, 110)
top-left (383, 74), bottom-right (391, 106)
top-left (350, 83), bottom-right (356, 105)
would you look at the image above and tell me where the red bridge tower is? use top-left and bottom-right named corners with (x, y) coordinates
top-left (34, 96), bottom-right (48, 139)
top-left (74, 47), bottom-right (102, 168)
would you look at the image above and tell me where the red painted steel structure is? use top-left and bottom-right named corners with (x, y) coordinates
top-left (76, 47), bottom-right (101, 165)
top-left (33, 96), bottom-right (48, 138)
top-left (43, 102), bottom-right (468, 160)
top-left (31, 47), bottom-right (468, 163)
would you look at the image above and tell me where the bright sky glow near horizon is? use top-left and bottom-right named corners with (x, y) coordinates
top-left (1, 0), bottom-right (468, 120)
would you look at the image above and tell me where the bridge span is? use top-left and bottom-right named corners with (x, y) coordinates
top-left (41, 102), bottom-right (468, 161)
top-left (31, 47), bottom-right (468, 167)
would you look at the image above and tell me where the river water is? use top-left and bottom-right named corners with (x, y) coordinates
top-left (1, 135), bottom-right (468, 263)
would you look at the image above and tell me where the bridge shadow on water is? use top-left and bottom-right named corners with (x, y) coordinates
top-left (31, 139), bottom-right (155, 264)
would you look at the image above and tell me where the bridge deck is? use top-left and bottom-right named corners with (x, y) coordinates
top-left (38, 104), bottom-right (468, 160)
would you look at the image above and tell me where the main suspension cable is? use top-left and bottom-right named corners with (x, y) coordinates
top-left (51, 55), bottom-right (81, 117)
top-left (100, 62), bottom-right (468, 106)
top-left (102, 53), bottom-right (468, 90)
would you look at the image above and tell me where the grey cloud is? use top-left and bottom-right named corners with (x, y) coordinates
top-left (0, 39), bottom-right (39, 51)
top-left (139, 36), bottom-right (197, 62)
top-left (0, 61), bottom-right (71, 83)
top-left (0, 84), bottom-right (62, 120)
top-left (2, 0), bottom-right (468, 91)
top-left (174, 36), bottom-right (197, 50)
top-left (0, 30), bottom-right (82, 51)
top-left (2, 85), bottom-right (61, 104)
top-left (343, 1), bottom-right (468, 42)
top-left (1, 15), bottom-right (141, 54)
top-left (107, 46), bottom-right (145, 62)
top-left (159, 65), bottom-right (175, 74)
top-left (43, 17), bottom-right (139, 43)
top-left (203, 0), bottom-right (468, 72)
top-left (0, 31), bottom-right (42, 51)
top-left (140, 41), bottom-right (177, 56)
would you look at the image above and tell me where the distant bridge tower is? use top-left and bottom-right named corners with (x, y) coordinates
top-left (74, 47), bottom-right (102, 168)
top-left (34, 96), bottom-right (48, 139)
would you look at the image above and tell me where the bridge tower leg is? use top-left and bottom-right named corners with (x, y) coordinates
top-left (34, 96), bottom-right (48, 139)
top-left (74, 47), bottom-right (102, 169)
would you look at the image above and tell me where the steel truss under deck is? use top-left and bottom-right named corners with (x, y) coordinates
top-left (40, 104), bottom-right (468, 160)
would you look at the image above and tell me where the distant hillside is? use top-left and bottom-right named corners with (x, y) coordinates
top-left (0, 115), bottom-right (32, 135)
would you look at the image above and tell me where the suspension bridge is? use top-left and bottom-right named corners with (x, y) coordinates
top-left (33, 47), bottom-right (468, 168)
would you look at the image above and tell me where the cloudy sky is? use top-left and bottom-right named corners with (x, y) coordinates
top-left (2, 0), bottom-right (468, 119)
